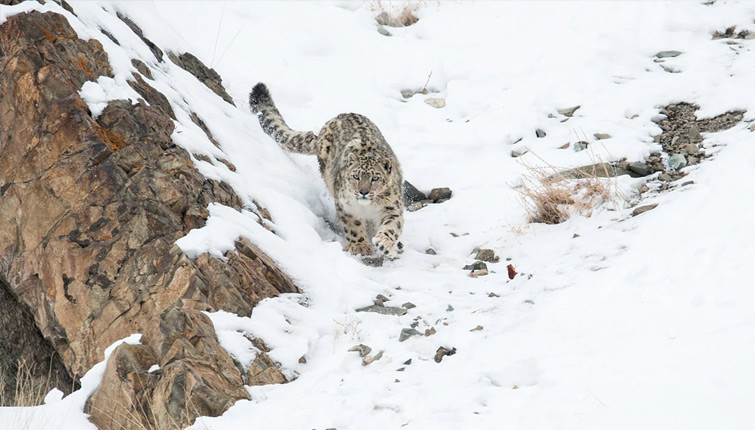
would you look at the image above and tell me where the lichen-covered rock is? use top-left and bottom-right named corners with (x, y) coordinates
top-left (168, 51), bottom-right (235, 106)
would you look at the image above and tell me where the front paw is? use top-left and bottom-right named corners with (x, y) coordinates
top-left (372, 233), bottom-right (398, 258)
top-left (344, 241), bottom-right (374, 256)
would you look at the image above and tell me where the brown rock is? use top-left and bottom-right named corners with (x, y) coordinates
top-left (85, 343), bottom-right (158, 430)
top-left (169, 52), bottom-right (235, 106)
top-left (0, 11), bottom-right (298, 427)
top-left (246, 350), bottom-right (287, 386)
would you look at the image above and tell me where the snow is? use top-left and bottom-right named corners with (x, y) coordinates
top-left (1, 0), bottom-right (755, 429)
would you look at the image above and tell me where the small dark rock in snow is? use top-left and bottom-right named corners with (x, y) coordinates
top-left (463, 261), bottom-right (488, 271)
top-left (632, 204), bottom-right (659, 217)
top-left (399, 328), bottom-right (422, 342)
top-left (356, 304), bottom-right (407, 316)
top-left (593, 133), bottom-right (612, 140)
top-left (656, 50), bottom-right (682, 58)
top-left (428, 187), bottom-right (452, 202)
top-left (682, 180), bottom-right (695, 187)
top-left (475, 248), bottom-right (499, 263)
top-left (425, 248), bottom-right (437, 255)
top-left (362, 350), bottom-right (384, 366)
top-left (535, 129), bottom-right (547, 138)
top-left (374, 294), bottom-right (390, 305)
top-left (425, 327), bottom-right (437, 336)
top-left (573, 141), bottom-right (589, 152)
top-left (402, 302), bottom-right (416, 309)
top-left (470, 325), bottom-right (484, 332)
top-left (446, 305), bottom-right (454, 312)
top-left (403, 180), bottom-right (427, 205)
top-left (434, 346), bottom-right (457, 363)
top-left (403, 358), bottom-right (412, 365)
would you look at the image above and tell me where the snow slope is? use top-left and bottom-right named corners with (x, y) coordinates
top-left (1, 1), bottom-right (755, 429)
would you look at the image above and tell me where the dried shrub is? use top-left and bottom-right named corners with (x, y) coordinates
top-left (516, 159), bottom-right (616, 225)
top-left (370, 0), bottom-right (426, 27)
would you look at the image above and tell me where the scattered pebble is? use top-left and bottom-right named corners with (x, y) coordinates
top-left (488, 292), bottom-right (500, 298)
top-left (475, 248), bottom-right (499, 262)
top-left (428, 187), bottom-right (452, 202)
top-left (573, 141), bottom-right (589, 152)
top-left (425, 248), bottom-right (437, 255)
top-left (446, 305), bottom-right (454, 312)
top-left (402, 302), bottom-right (416, 309)
top-left (374, 294), bottom-right (389, 306)
top-left (470, 325), bottom-right (484, 332)
top-left (434, 346), bottom-right (457, 363)
top-left (656, 50), bottom-right (682, 58)
top-left (535, 129), bottom-right (546, 138)
top-left (425, 327), bottom-right (436, 336)
top-left (399, 328), bottom-right (422, 342)
top-left (511, 148), bottom-right (529, 158)
top-left (425, 98), bottom-right (446, 109)
top-left (403, 358), bottom-right (412, 365)
top-left (463, 261), bottom-right (488, 271)
top-left (632, 203), bottom-right (659, 217)
top-left (506, 264), bottom-right (518, 280)
top-left (557, 105), bottom-right (581, 117)
top-left (593, 133), bottom-right (612, 140)
top-left (628, 161), bottom-right (651, 177)
top-left (356, 304), bottom-right (407, 316)
top-left (362, 350), bottom-right (384, 366)
top-left (469, 269), bottom-right (489, 278)
top-left (348, 344), bottom-right (372, 358)
top-left (668, 153), bottom-right (688, 170)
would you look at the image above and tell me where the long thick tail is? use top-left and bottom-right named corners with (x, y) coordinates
top-left (249, 83), bottom-right (318, 154)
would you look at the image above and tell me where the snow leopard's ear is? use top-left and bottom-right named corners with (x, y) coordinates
top-left (383, 159), bottom-right (392, 174)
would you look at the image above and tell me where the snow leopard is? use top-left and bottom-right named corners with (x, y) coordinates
top-left (249, 83), bottom-right (404, 258)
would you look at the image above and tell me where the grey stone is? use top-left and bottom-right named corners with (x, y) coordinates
top-left (557, 105), bottom-right (581, 117)
top-left (535, 129), bottom-right (547, 138)
top-left (374, 294), bottom-right (389, 306)
top-left (425, 327), bottom-right (437, 336)
top-left (362, 350), bottom-right (384, 366)
top-left (475, 249), bottom-right (499, 262)
top-left (656, 50), bottom-right (682, 58)
top-left (593, 133), bottom-right (612, 140)
top-left (463, 261), bottom-right (488, 271)
top-left (425, 248), bottom-right (437, 255)
top-left (356, 305), bottom-right (407, 316)
top-left (377, 25), bottom-right (392, 36)
top-left (573, 141), bottom-right (589, 152)
top-left (425, 98), bottom-right (446, 108)
top-left (403, 180), bottom-right (427, 205)
top-left (632, 204), bottom-right (659, 216)
top-left (399, 328), bottom-right (422, 342)
top-left (446, 305), bottom-right (454, 312)
top-left (668, 153), bottom-right (688, 170)
top-left (628, 162), bottom-right (651, 176)
top-left (658, 173), bottom-right (672, 181)
top-left (362, 256), bottom-right (384, 267)
top-left (402, 302), bottom-right (416, 309)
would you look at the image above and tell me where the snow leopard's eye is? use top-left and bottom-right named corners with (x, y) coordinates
top-left (352, 174), bottom-right (359, 180)
top-left (371, 176), bottom-right (380, 182)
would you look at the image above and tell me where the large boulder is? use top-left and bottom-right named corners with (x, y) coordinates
top-left (0, 10), bottom-right (298, 427)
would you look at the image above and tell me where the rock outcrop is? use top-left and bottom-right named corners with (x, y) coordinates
top-left (0, 9), bottom-right (298, 428)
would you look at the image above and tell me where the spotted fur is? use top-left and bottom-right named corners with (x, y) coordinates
top-left (249, 83), bottom-right (404, 258)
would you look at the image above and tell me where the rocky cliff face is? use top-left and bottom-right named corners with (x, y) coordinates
top-left (0, 7), bottom-right (298, 428)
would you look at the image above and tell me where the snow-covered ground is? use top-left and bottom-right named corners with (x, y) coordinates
top-left (2, 1), bottom-right (755, 429)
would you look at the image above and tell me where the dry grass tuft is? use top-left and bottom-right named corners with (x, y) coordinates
top-left (516, 159), bottom-right (616, 225)
top-left (0, 359), bottom-right (53, 407)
